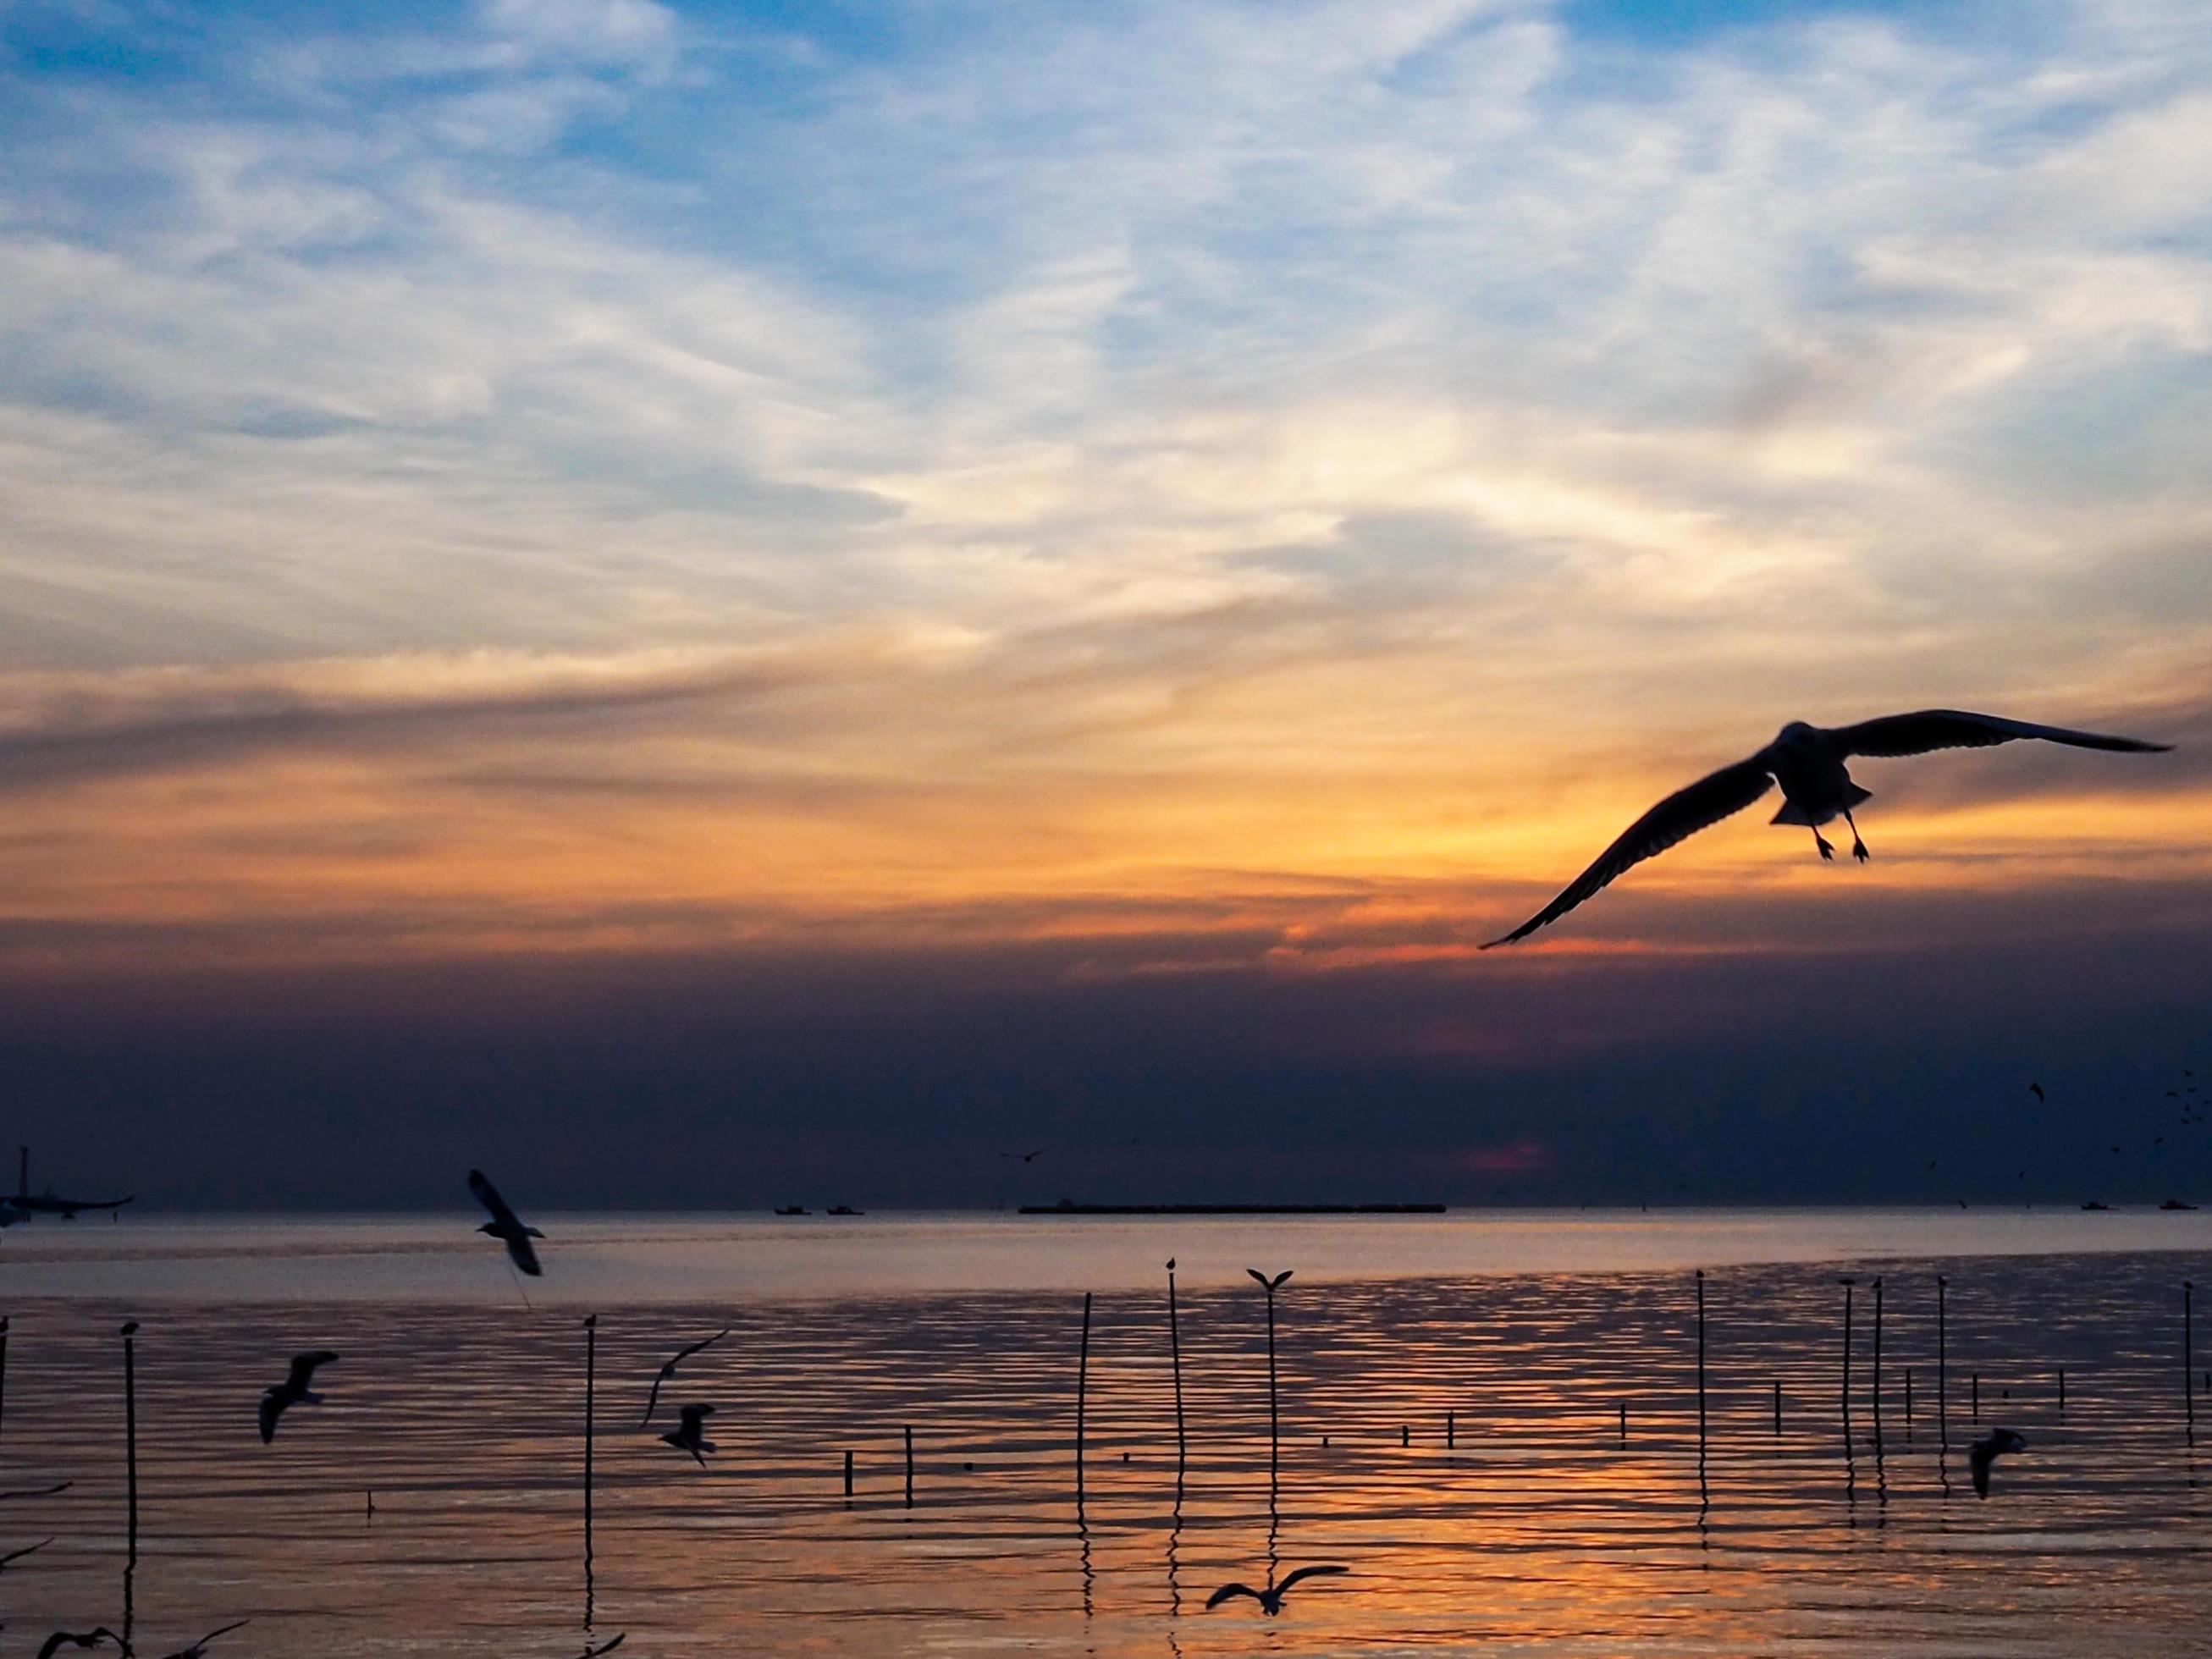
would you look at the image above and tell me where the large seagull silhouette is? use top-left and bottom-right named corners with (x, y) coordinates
top-left (1484, 710), bottom-right (2170, 947)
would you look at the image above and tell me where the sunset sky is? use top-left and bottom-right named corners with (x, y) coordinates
top-left (3, 0), bottom-right (2209, 1206)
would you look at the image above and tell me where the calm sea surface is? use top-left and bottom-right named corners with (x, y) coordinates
top-left (3, 1210), bottom-right (2210, 1656)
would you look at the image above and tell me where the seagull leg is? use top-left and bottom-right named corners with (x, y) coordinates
top-left (1812, 827), bottom-right (1835, 861)
top-left (1844, 809), bottom-right (1869, 863)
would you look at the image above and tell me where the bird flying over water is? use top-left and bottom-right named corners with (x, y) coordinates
top-left (259, 1350), bottom-right (339, 1443)
top-left (659, 1403), bottom-right (716, 1466)
top-left (1483, 711), bottom-right (2169, 946)
top-left (156, 1622), bottom-right (249, 1659)
top-left (1205, 1564), bottom-right (1348, 1614)
top-left (1969, 1426), bottom-right (2027, 1498)
top-left (0, 1536), bottom-right (52, 1570)
top-left (36, 1633), bottom-right (129, 1659)
top-left (999, 1146), bottom-right (1051, 1165)
top-left (468, 1168), bottom-right (544, 1276)
top-left (642, 1327), bottom-right (732, 1425)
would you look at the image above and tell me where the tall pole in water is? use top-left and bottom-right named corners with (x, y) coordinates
top-left (1167, 1259), bottom-right (1186, 1474)
top-left (1839, 1278), bottom-right (1856, 1444)
top-left (1075, 1292), bottom-right (1092, 1508)
top-left (121, 1320), bottom-right (139, 1564)
top-left (2187, 1281), bottom-right (2195, 1441)
top-left (1937, 1275), bottom-right (1948, 1454)
top-left (1871, 1277), bottom-right (1884, 1440)
top-left (582, 1313), bottom-right (596, 1608)
top-left (1248, 1270), bottom-right (1293, 1480)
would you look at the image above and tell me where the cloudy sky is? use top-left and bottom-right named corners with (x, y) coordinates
top-left (2, 0), bottom-right (2209, 1207)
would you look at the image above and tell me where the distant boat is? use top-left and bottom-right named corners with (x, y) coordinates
top-left (827, 1205), bottom-right (863, 1216)
top-left (1020, 1200), bottom-right (1447, 1215)
top-left (2081, 1200), bottom-right (2112, 1211)
top-left (773, 1205), bottom-right (809, 1216)
top-left (2160, 1199), bottom-right (2198, 1211)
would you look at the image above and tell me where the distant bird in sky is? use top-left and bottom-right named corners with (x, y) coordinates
top-left (1483, 711), bottom-right (2169, 946)
top-left (1205, 1564), bottom-right (1348, 1614)
top-left (642, 1328), bottom-right (732, 1426)
top-left (1969, 1427), bottom-right (2027, 1498)
top-left (156, 1622), bottom-right (249, 1659)
top-left (259, 1349), bottom-right (338, 1443)
top-left (659, 1403), bottom-right (716, 1466)
top-left (468, 1169), bottom-right (543, 1276)
top-left (36, 1633), bottom-right (129, 1659)
top-left (2029, 1083), bottom-right (2046, 1103)
top-left (999, 1146), bottom-right (1052, 1164)
top-left (0, 1536), bottom-right (51, 1570)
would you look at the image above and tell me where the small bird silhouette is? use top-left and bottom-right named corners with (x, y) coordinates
top-left (259, 1350), bottom-right (339, 1443)
top-left (998, 1146), bottom-right (1052, 1164)
top-left (643, 1328), bottom-right (732, 1425)
top-left (659, 1403), bottom-right (716, 1466)
top-left (1969, 1427), bottom-right (2027, 1498)
top-left (156, 1621), bottom-right (250, 1659)
top-left (2028, 1082), bottom-right (2046, 1103)
top-left (1205, 1564), bottom-right (1348, 1613)
top-left (37, 1633), bottom-right (129, 1659)
top-left (468, 1169), bottom-right (544, 1276)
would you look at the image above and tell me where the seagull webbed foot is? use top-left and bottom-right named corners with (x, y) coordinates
top-left (1851, 839), bottom-right (1869, 863)
top-left (1815, 834), bottom-right (1835, 861)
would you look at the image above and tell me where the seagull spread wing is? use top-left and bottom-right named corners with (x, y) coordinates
top-left (505, 1232), bottom-right (543, 1276)
top-left (1277, 1564), bottom-right (1348, 1592)
top-left (287, 1350), bottom-right (339, 1390)
top-left (676, 1327), bottom-right (732, 1363)
top-left (1205, 1584), bottom-right (1261, 1610)
top-left (258, 1389), bottom-right (284, 1443)
top-left (469, 1169), bottom-right (522, 1230)
top-left (1482, 754), bottom-right (1777, 947)
top-left (1827, 709), bottom-right (2170, 758)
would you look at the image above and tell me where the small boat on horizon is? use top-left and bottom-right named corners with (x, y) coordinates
top-left (774, 1205), bottom-right (809, 1216)
top-left (2081, 1200), bottom-right (2112, 1211)
top-left (828, 1204), bottom-right (864, 1216)
top-left (2160, 1198), bottom-right (2198, 1211)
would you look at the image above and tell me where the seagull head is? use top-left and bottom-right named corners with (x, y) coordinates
top-left (1774, 719), bottom-right (1817, 746)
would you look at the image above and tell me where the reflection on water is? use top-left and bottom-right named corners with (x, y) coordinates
top-left (0, 1221), bottom-right (2207, 1653)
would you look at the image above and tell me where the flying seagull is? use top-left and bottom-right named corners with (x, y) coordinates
top-left (1205, 1564), bottom-right (1348, 1614)
top-left (260, 1349), bottom-right (339, 1443)
top-left (0, 1536), bottom-right (52, 1570)
top-left (1483, 712), bottom-right (2168, 946)
top-left (37, 1634), bottom-right (129, 1659)
top-left (998, 1146), bottom-right (1052, 1165)
top-left (642, 1327), bottom-right (732, 1425)
top-left (659, 1403), bottom-right (716, 1466)
top-left (1969, 1426), bottom-right (2027, 1498)
top-left (468, 1169), bottom-right (543, 1276)
top-left (2028, 1083), bottom-right (2046, 1103)
top-left (157, 1622), bottom-right (250, 1659)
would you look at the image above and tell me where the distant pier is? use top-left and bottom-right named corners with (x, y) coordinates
top-left (1018, 1201), bottom-right (1447, 1215)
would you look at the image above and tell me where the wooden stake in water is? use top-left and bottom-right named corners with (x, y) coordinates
top-left (1247, 1269), bottom-right (1293, 1480)
top-left (1695, 1270), bottom-right (1707, 1448)
top-left (2187, 1281), bottom-right (2195, 1439)
top-left (1905, 1367), bottom-right (1914, 1441)
top-left (1972, 1371), bottom-right (1980, 1422)
top-left (1076, 1292), bottom-right (1092, 1507)
top-left (1447, 1409), bottom-right (1455, 1449)
top-left (121, 1320), bottom-right (139, 1564)
top-left (1870, 1277), bottom-right (1884, 1440)
top-left (905, 1425), bottom-right (915, 1507)
top-left (843, 1448), bottom-right (854, 1499)
top-left (1166, 1259), bottom-right (1186, 1473)
top-left (1773, 1379), bottom-right (1781, 1435)
top-left (1839, 1278), bottom-right (1856, 1444)
top-left (1618, 1400), bottom-right (1627, 1447)
top-left (1937, 1275), bottom-right (1949, 1452)
top-left (582, 1315), bottom-right (597, 1585)
top-left (2059, 1366), bottom-right (2066, 1417)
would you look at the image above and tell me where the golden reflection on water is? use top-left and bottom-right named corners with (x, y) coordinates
top-left (1, 1251), bottom-right (2210, 1654)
